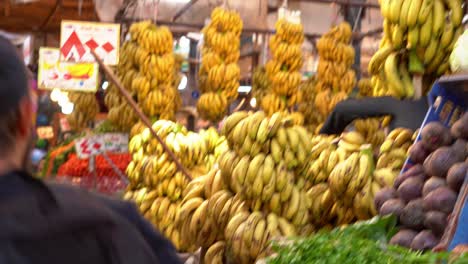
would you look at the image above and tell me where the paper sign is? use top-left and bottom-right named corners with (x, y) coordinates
top-left (75, 133), bottom-right (129, 158)
top-left (36, 126), bottom-right (54, 139)
top-left (60, 20), bottom-right (120, 65)
top-left (38, 47), bottom-right (99, 92)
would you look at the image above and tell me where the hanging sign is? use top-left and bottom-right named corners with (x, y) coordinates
top-left (60, 20), bottom-right (120, 65)
top-left (38, 47), bottom-right (99, 92)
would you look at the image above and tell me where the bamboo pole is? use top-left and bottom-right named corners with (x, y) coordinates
top-left (90, 49), bottom-right (193, 181)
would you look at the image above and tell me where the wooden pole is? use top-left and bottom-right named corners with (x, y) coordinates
top-left (90, 49), bottom-right (193, 181)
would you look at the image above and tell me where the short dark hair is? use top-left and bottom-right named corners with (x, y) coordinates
top-left (0, 107), bottom-right (21, 156)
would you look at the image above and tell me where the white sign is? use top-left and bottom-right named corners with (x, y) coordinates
top-left (60, 20), bottom-right (120, 65)
top-left (38, 47), bottom-right (99, 92)
top-left (75, 133), bottom-right (128, 159)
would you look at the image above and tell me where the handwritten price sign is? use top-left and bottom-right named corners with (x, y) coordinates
top-left (75, 133), bottom-right (128, 159)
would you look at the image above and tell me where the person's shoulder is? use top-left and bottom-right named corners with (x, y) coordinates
top-left (46, 183), bottom-right (138, 218)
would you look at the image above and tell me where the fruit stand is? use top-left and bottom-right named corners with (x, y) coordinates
top-left (4, 0), bottom-right (468, 262)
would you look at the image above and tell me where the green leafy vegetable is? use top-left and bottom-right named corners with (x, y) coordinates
top-left (268, 216), bottom-right (468, 264)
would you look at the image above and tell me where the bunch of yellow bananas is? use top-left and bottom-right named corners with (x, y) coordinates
top-left (353, 117), bottom-right (387, 148)
top-left (251, 66), bottom-right (269, 104)
top-left (297, 77), bottom-right (325, 133)
top-left (376, 128), bottom-right (415, 170)
top-left (106, 21), bottom-right (181, 131)
top-left (314, 22), bottom-right (356, 119)
top-left (357, 78), bottom-right (373, 98)
top-left (368, 0), bottom-right (464, 98)
top-left (124, 119), bottom-right (227, 252)
top-left (316, 22), bottom-right (355, 91)
top-left (66, 92), bottom-right (99, 131)
top-left (261, 18), bottom-right (304, 116)
top-left (197, 7), bottom-right (243, 122)
top-left (123, 188), bottom-right (194, 252)
top-left (314, 89), bottom-right (348, 117)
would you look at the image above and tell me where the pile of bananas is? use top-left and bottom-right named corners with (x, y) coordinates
top-left (376, 128), bottom-right (415, 171)
top-left (124, 120), bottom-right (219, 252)
top-left (314, 22), bottom-right (356, 117)
top-left (368, 0), bottom-right (464, 97)
top-left (357, 78), bottom-right (373, 98)
top-left (262, 18), bottom-right (305, 116)
top-left (66, 92), bottom-right (99, 131)
top-left (297, 76), bottom-right (324, 134)
top-left (251, 66), bottom-right (269, 104)
top-left (353, 117), bottom-right (387, 148)
top-left (299, 130), bottom-right (408, 228)
top-left (176, 111), bottom-right (314, 263)
top-left (197, 7), bottom-right (243, 122)
top-left (199, 127), bottom-right (230, 169)
top-left (105, 21), bottom-right (182, 132)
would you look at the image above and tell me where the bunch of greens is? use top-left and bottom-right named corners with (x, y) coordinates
top-left (268, 216), bottom-right (468, 264)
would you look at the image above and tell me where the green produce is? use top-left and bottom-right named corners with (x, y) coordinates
top-left (268, 216), bottom-right (468, 264)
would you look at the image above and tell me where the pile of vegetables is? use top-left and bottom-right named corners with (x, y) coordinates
top-left (268, 216), bottom-right (468, 264)
top-left (375, 113), bottom-right (467, 251)
top-left (40, 139), bottom-right (77, 178)
top-left (57, 153), bottom-right (131, 178)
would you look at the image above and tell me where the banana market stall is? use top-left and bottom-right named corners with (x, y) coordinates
top-left (27, 0), bottom-right (468, 261)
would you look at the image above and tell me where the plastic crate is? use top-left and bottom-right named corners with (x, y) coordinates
top-left (400, 74), bottom-right (468, 173)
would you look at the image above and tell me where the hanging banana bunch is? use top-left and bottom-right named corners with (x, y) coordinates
top-left (368, 0), bottom-right (464, 98)
top-left (314, 22), bottom-right (356, 118)
top-left (297, 76), bottom-right (325, 134)
top-left (67, 92), bottom-right (99, 131)
top-left (251, 66), bottom-right (269, 104)
top-left (262, 18), bottom-right (304, 116)
top-left (105, 21), bottom-right (182, 132)
top-left (196, 7), bottom-right (243, 122)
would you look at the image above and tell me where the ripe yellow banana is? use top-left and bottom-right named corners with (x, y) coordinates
top-left (384, 53), bottom-right (406, 97)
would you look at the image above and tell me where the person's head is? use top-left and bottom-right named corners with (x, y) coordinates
top-left (0, 36), bottom-right (35, 171)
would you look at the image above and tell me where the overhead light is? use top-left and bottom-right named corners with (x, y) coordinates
top-left (50, 88), bottom-right (60, 102)
top-left (178, 74), bottom-right (188, 90)
top-left (238, 86), bottom-right (252, 93)
top-left (250, 97), bottom-right (257, 108)
top-left (102, 81), bottom-right (109, 90)
top-left (61, 102), bottom-right (74, 115)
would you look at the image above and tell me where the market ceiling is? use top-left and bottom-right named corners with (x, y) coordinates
top-left (0, 0), bottom-right (97, 32)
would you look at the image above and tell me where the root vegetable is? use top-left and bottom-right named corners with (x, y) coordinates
top-left (379, 198), bottom-right (405, 218)
top-left (389, 229), bottom-right (418, 248)
top-left (424, 211), bottom-right (447, 237)
top-left (410, 230), bottom-right (439, 251)
top-left (397, 177), bottom-right (424, 202)
top-left (374, 187), bottom-right (397, 211)
top-left (423, 146), bottom-right (464, 178)
top-left (422, 177), bottom-right (447, 197)
top-left (400, 199), bottom-right (425, 230)
top-left (394, 164), bottom-right (426, 189)
top-left (422, 187), bottom-right (458, 214)
top-left (451, 112), bottom-right (468, 140)
top-left (409, 141), bottom-right (431, 164)
top-left (446, 162), bottom-right (467, 192)
top-left (421, 122), bottom-right (452, 151)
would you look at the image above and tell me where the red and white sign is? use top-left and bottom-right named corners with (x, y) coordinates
top-left (60, 20), bottom-right (120, 65)
top-left (75, 133), bottom-right (129, 159)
